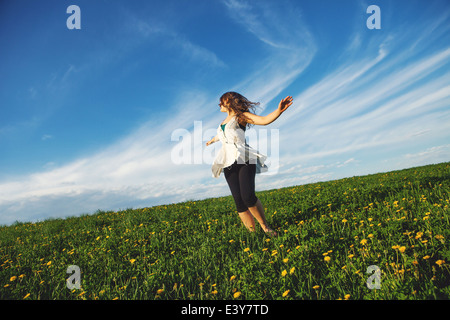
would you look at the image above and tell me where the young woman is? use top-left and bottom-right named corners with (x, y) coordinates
top-left (206, 92), bottom-right (293, 236)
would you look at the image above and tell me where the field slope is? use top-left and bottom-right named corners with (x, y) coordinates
top-left (1, 162), bottom-right (449, 300)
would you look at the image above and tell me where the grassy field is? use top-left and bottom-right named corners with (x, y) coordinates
top-left (1, 162), bottom-right (449, 300)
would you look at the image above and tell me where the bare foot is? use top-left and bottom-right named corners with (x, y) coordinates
top-left (263, 227), bottom-right (277, 237)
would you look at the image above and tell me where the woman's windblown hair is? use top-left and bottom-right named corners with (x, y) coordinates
top-left (220, 92), bottom-right (259, 128)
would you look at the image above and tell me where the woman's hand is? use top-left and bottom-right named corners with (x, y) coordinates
top-left (206, 136), bottom-right (218, 146)
top-left (243, 96), bottom-right (293, 126)
top-left (277, 96), bottom-right (293, 113)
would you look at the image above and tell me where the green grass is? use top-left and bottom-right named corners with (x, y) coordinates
top-left (1, 162), bottom-right (449, 300)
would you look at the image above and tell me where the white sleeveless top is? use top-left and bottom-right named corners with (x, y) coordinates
top-left (211, 116), bottom-right (268, 178)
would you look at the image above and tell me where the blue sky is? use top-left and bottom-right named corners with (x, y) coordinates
top-left (1, 0), bottom-right (449, 225)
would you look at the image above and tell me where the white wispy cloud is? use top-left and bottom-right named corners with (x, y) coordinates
top-left (222, 0), bottom-right (317, 109)
top-left (0, 94), bottom-right (219, 223)
top-left (273, 11), bottom-right (450, 163)
top-left (41, 134), bottom-right (53, 141)
top-left (251, 5), bottom-right (450, 189)
top-left (127, 12), bottom-right (227, 69)
top-left (403, 144), bottom-right (450, 165)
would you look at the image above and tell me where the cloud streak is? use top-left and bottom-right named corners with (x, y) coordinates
top-left (127, 12), bottom-right (227, 69)
top-left (222, 0), bottom-right (317, 105)
top-left (274, 9), bottom-right (450, 167)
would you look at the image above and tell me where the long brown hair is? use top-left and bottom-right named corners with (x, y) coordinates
top-left (220, 92), bottom-right (259, 128)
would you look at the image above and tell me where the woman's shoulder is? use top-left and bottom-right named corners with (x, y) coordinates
top-left (235, 119), bottom-right (247, 131)
top-left (231, 115), bottom-right (246, 127)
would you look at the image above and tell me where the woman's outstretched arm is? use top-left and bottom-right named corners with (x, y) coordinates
top-left (243, 96), bottom-right (293, 126)
top-left (206, 135), bottom-right (219, 146)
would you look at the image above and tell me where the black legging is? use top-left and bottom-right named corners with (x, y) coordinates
top-left (224, 161), bottom-right (258, 212)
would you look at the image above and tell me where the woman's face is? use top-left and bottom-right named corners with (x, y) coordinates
top-left (219, 99), bottom-right (230, 113)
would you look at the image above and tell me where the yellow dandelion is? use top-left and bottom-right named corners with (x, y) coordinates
top-left (282, 290), bottom-right (290, 297)
top-left (342, 218), bottom-right (348, 223)
top-left (348, 254), bottom-right (354, 259)
top-left (129, 259), bottom-right (136, 264)
top-left (23, 293), bottom-right (30, 299)
top-left (399, 246), bottom-right (406, 253)
top-left (156, 288), bottom-right (164, 295)
top-left (233, 291), bottom-right (241, 298)
top-left (230, 275), bottom-right (236, 281)
top-left (360, 239), bottom-right (368, 246)
top-left (283, 258), bottom-right (289, 263)
top-left (392, 245), bottom-right (400, 250)
top-left (436, 260), bottom-right (445, 266)
top-left (229, 239), bottom-right (235, 244)
top-left (423, 255), bottom-right (430, 260)
top-left (46, 261), bottom-right (52, 266)
top-left (368, 234), bottom-right (374, 238)
top-left (312, 285), bottom-right (320, 290)
top-left (211, 290), bottom-right (218, 295)
top-left (10, 276), bottom-right (17, 282)
top-left (324, 256), bottom-right (331, 262)
top-left (344, 294), bottom-right (351, 300)
top-left (244, 248), bottom-right (250, 252)
top-left (290, 267), bottom-right (295, 274)
top-left (281, 270), bottom-right (288, 277)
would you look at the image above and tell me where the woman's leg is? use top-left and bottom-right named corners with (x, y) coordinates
top-left (239, 164), bottom-right (277, 236)
top-left (224, 163), bottom-right (255, 231)
top-left (238, 210), bottom-right (256, 231)
top-left (247, 199), bottom-right (277, 236)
